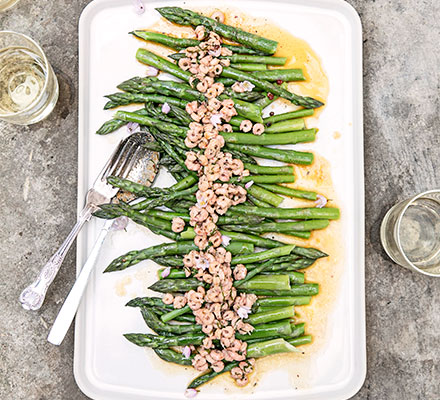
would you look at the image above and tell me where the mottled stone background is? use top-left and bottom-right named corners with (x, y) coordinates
top-left (0, 0), bottom-right (439, 399)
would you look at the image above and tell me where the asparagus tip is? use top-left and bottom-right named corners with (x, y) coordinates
top-left (125, 299), bottom-right (136, 307)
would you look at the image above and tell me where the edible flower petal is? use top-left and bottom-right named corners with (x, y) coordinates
top-left (315, 194), bottom-right (328, 208)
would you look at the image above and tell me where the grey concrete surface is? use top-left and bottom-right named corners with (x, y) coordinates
top-left (0, 0), bottom-right (439, 399)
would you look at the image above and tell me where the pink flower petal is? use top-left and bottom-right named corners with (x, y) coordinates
top-left (184, 389), bottom-right (198, 398)
top-left (111, 216), bottom-right (129, 231)
top-left (132, 0), bottom-right (145, 14)
top-left (208, 48), bottom-right (221, 57)
top-left (237, 305), bottom-right (251, 319)
top-left (162, 102), bottom-right (171, 114)
top-left (127, 122), bottom-right (140, 134)
top-left (195, 257), bottom-right (209, 271)
top-left (146, 66), bottom-right (159, 77)
top-left (245, 180), bottom-right (254, 189)
top-left (242, 80), bottom-right (255, 92)
top-left (210, 114), bottom-right (222, 127)
top-left (315, 194), bottom-right (328, 208)
top-left (221, 235), bottom-right (231, 247)
top-left (182, 346), bottom-right (191, 359)
top-left (161, 267), bottom-right (171, 278)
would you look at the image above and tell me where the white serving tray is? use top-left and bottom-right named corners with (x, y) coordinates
top-left (75, 0), bottom-right (365, 399)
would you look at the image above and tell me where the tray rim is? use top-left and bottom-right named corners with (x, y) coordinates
top-left (74, 0), bottom-right (366, 399)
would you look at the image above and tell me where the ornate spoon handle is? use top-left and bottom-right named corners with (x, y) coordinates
top-left (19, 204), bottom-right (94, 311)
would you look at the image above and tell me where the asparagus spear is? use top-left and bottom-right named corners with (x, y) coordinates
top-left (132, 30), bottom-right (200, 49)
top-left (142, 102), bottom-right (183, 125)
top-left (261, 271), bottom-right (305, 285)
top-left (114, 111), bottom-right (187, 136)
top-left (231, 245), bottom-right (295, 265)
top-left (223, 220), bottom-right (330, 234)
top-left (220, 224), bottom-right (308, 238)
top-left (219, 230), bottom-right (285, 249)
top-left (227, 54), bottom-right (287, 65)
top-left (154, 348), bottom-right (193, 366)
top-left (221, 129), bottom-right (316, 145)
top-left (187, 362), bottom-right (239, 389)
top-left (223, 98), bottom-right (263, 123)
top-left (234, 259), bottom-right (277, 287)
top-left (246, 323), bottom-right (305, 344)
top-left (248, 194), bottom-right (272, 207)
top-left (233, 174), bottom-right (295, 184)
top-left (218, 215), bottom-right (266, 225)
top-left (239, 283), bottom-right (320, 296)
top-left (131, 30), bottom-right (265, 55)
top-left (252, 69), bottom-right (305, 82)
top-left (230, 63), bottom-right (267, 72)
top-left (107, 176), bottom-right (169, 197)
top-left (226, 143), bottom-right (314, 165)
top-left (264, 119), bottom-right (306, 133)
top-left (222, 66), bottom-right (324, 109)
top-left (262, 258), bottom-right (316, 271)
top-left (245, 184), bottom-right (284, 207)
top-left (254, 92), bottom-right (278, 109)
top-left (246, 306), bottom-right (295, 325)
top-left (105, 241), bottom-right (198, 272)
top-left (257, 296), bottom-right (311, 308)
top-left (235, 320), bottom-right (292, 341)
top-left (157, 268), bottom-right (187, 279)
top-left (126, 296), bottom-right (172, 309)
top-left (149, 278), bottom-right (204, 293)
top-left (117, 76), bottom-right (205, 101)
top-left (259, 183), bottom-right (318, 201)
top-left (124, 332), bottom-right (205, 348)
top-left (237, 274), bottom-right (291, 291)
top-left (223, 88), bottom-right (265, 102)
top-left (146, 210), bottom-right (190, 222)
top-left (247, 338), bottom-right (299, 358)
top-left (244, 164), bottom-right (294, 175)
top-left (141, 307), bottom-right (202, 334)
top-left (170, 175), bottom-right (198, 191)
top-left (153, 257), bottom-right (184, 267)
top-left (231, 205), bottom-right (340, 220)
top-left (131, 186), bottom-right (198, 211)
top-left (156, 7), bottom-right (278, 54)
top-left (104, 92), bottom-right (188, 109)
top-left (288, 335), bottom-right (312, 346)
top-left (160, 305), bottom-right (191, 323)
top-left (96, 108), bottom-right (150, 135)
top-left (158, 309), bottom-right (196, 324)
top-left (263, 109), bottom-right (314, 124)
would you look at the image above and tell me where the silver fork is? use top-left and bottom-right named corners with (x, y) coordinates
top-left (19, 132), bottom-right (147, 311)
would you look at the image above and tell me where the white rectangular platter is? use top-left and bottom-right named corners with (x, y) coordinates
top-left (75, 0), bottom-right (365, 399)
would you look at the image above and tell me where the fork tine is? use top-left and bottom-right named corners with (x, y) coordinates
top-left (112, 131), bottom-right (149, 179)
top-left (109, 138), bottom-right (139, 178)
top-left (119, 144), bottom-right (144, 179)
top-left (106, 134), bottom-right (139, 178)
top-left (96, 131), bottom-right (153, 188)
top-left (98, 138), bottom-right (126, 181)
top-left (99, 134), bottom-right (137, 181)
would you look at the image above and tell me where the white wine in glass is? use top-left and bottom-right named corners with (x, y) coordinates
top-left (0, 0), bottom-right (20, 12)
top-left (0, 31), bottom-right (58, 125)
top-left (381, 190), bottom-right (440, 276)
